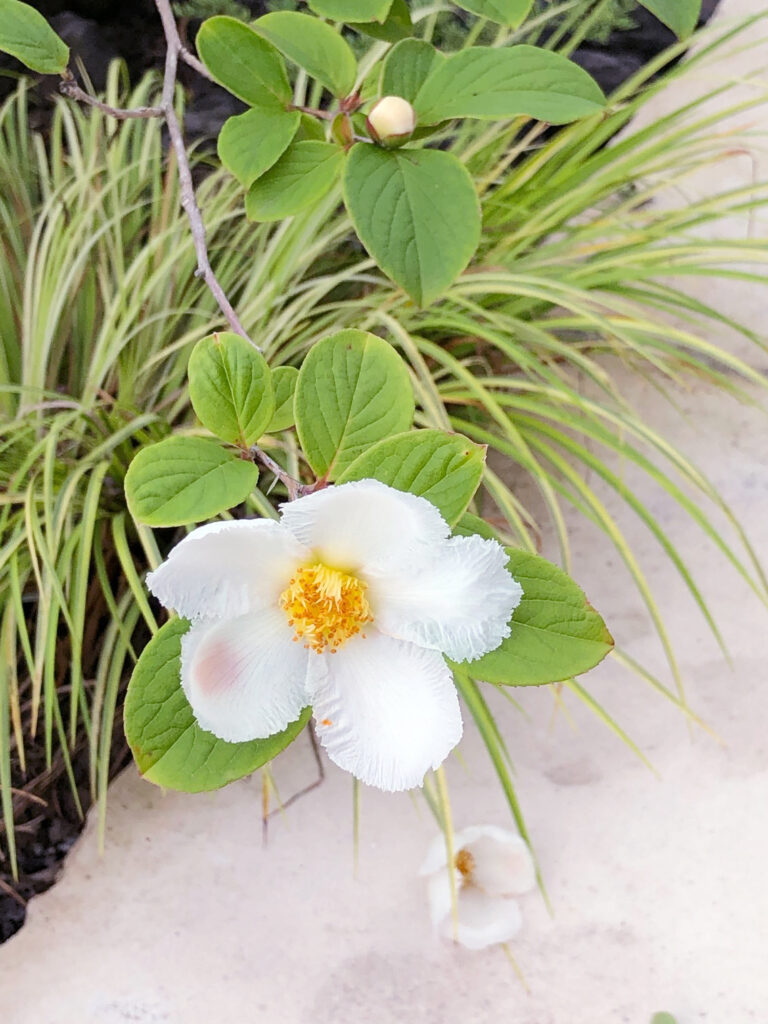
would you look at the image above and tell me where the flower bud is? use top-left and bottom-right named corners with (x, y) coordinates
top-left (366, 95), bottom-right (416, 148)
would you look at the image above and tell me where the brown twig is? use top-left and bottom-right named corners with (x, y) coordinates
top-left (248, 445), bottom-right (310, 501)
top-left (61, 1), bottom-right (256, 348)
top-left (289, 103), bottom-right (334, 121)
top-left (179, 46), bottom-right (214, 82)
top-left (263, 727), bottom-right (325, 844)
top-left (60, 72), bottom-right (163, 119)
top-left (153, 0), bottom-right (256, 346)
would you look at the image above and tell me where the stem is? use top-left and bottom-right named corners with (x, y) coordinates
top-left (179, 46), bottom-right (214, 82)
top-left (434, 765), bottom-right (459, 942)
top-left (153, 0), bottom-right (255, 346)
top-left (249, 445), bottom-right (308, 501)
top-left (263, 727), bottom-right (326, 842)
top-left (60, 74), bottom-right (162, 119)
top-left (289, 104), bottom-right (334, 121)
top-left (61, 1), bottom-right (256, 348)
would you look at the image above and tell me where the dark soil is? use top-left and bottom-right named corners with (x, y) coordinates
top-left (0, 719), bottom-right (134, 944)
top-left (1, 744), bottom-right (92, 943)
top-left (0, 0), bottom-right (721, 947)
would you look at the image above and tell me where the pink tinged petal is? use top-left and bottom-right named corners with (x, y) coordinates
top-left (427, 871), bottom-right (523, 951)
top-left (370, 535), bottom-right (523, 662)
top-left (146, 519), bottom-right (308, 621)
top-left (456, 826), bottom-right (536, 897)
top-left (279, 480), bottom-right (449, 575)
top-left (181, 606), bottom-right (310, 742)
top-left (308, 630), bottom-right (462, 792)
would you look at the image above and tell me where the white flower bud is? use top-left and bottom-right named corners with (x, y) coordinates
top-left (366, 95), bottom-right (416, 148)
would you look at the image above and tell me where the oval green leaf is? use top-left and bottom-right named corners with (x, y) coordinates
top-left (266, 366), bottom-right (299, 432)
top-left (295, 329), bottom-right (414, 479)
top-left (125, 436), bottom-right (259, 527)
top-left (296, 113), bottom-right (328, 142)
top-left (124, 618), bottom-right (310, 793)
top-left (414, 45), bottom-right (606, 125)
top-left (0, 0), bottom-right (69, 73)
top-left (460, 548), bottom-right (614, 685)
top-left (188, 332), bottom-right (274, 446)
top-left (638, 0), bottom-right (700, 39)
top-left (380, 38), bottom-right (445, 104)
top-left (454, 511), bottom-right (499, 542)
top-left (453, 0), bottom-right (533, 26)
top-left (338, 429), bottom-right (485, 526)
top-left (350, 0), bottom-right (412, 42)
top-left (308, 0), bottom-right (393, 21)
top-left (197, 15), bottom-right (291, 105)
top-left (245, 141), bottom-right (344, 222)
top-left (343, 144), bottom-right (480, 306)
top-left (218, 104), bottom-right (300, 189)
top-left (254, 12), bottom-right (357, 98)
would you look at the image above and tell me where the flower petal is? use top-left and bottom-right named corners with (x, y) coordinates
top-left (279, 480), bottom-right (449, 575)
top-left (181, 606), bottom-right (310, 742)
top-left (420, 832), bottom-right (453, 878)
top-left (147, 519), bottom-right (307, 621)
top-left (370, 535), bottom-right (522, 662)
top-left (427, 870), bottom-right (524, 950)
top-left (457, 826), bottom-right (536, 897)
top-left (308, 630), bottom-right (462, 791)
top-left (419, 826), bottom-right (535, 897)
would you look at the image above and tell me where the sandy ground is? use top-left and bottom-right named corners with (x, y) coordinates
top-left (1, 2), bottom-right (767, 1022)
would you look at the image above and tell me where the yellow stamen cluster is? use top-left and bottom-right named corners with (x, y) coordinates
top-left (455, 848), bottom-right (476, 883)
top-left (280, 563), bottom-right (373, 654)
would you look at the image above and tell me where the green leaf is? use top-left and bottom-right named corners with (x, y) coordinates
top-left (125, 437), bottom-right (259, 527)
top-left (266, 366), bottom-right (299, 432)
top-left (650, 1015), bottom-right (678, 1024)
top-left (414, 46), bottom-right (606, 125)
top-left (254, 12), bottom-right (357, 98)
top-left (380, 38), bottom-right (445, 104)
top-left (217, 104), bottom-right (300, 189)
top-left (343, 145), bottom-right (480, 306)
top-left (0, 0), bottom-right (69, 73)
top-left (462, 549), bottom-right (614, 685)
top-left (124, 619), bottom-right (310, 793)
top-left (294, 329), bottom-right (414, 479)
top-left (296, 113), bottom-right (328, 141)
top-left (197, 15), bottom-right (291, 105)
top-left (350, 0), bottom-right (412, 42)
top-left (188, 331), bottom-right (274, 446)
top-left (245, 141), bottom-right (344, 222)
top-left (308, 0), bottom-right (392, 21)
top-left (453, 0), bottom-right (534, 26)
top-left (454, 511), bottom-right (499, 542)
top-left (338, 429), bottom-right (485, 526)
top-left (638, 0), bottom-right (700, 39)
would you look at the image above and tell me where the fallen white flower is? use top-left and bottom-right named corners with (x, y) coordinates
top-left (147, 480), bottom-right (522, 791)
top-left (421, 825), bottom-right (536, 949)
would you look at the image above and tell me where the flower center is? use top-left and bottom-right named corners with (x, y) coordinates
top-left (280, 563), bottom-right (373, 654)
top-left (454, 848), bottom-right (476, 882)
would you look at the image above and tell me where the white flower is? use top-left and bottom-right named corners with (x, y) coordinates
top-left (146, 480), bottom-right (522, 791)
top-left (367, 95), bottom-right (417, 147)
top-left (420, 825), bottom-right (536, 949)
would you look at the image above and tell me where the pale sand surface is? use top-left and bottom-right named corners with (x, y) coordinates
top-left (1, 2), bottom-right (767, 1021)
